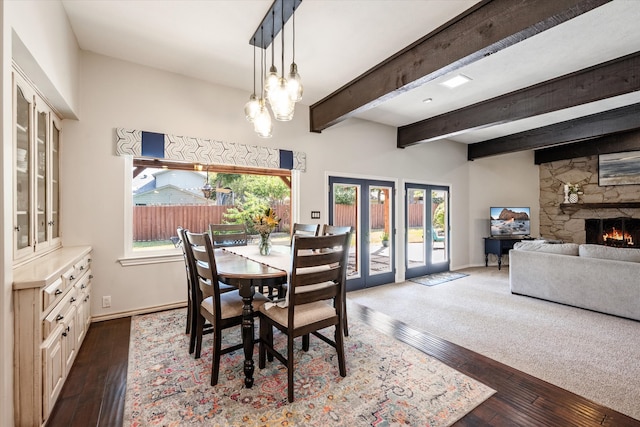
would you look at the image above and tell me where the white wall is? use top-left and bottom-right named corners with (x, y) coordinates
top-left (468, 151), bottom-right (540, 266)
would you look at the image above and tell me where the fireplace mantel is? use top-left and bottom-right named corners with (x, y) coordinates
top-left (560, 202), bottom-right (640, 212)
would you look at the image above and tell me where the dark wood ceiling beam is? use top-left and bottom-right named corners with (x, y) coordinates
top-left (467, 103), bottom-right (640, 160)
top-left (308, 0), bottom-right (611, 133)
top-left (398, 52), bottom-right (640, 148)
top-left (534, 129), bottom-right (640, 164)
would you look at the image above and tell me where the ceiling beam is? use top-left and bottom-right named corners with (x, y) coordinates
top-left (467, 103), bottom-right (640, 160)
top-left (534, 129), bottom-right (640, 164)
top-left (398, 51), bottom-right (640, 148)
top-left (308, 0), bottom-right (611, 133)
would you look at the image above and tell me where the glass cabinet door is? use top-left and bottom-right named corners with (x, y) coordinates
top-left (37, 109), bottom-right (48, 245)
top-left (51, 120), bottom-right (60, 241)
top-left (15, 83), bottom-right (33, 256)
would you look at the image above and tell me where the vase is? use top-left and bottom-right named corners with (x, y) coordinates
top-left (259, 234), bottom-right (272, 256)
top-left (569, 193), bottom-right (578, 203)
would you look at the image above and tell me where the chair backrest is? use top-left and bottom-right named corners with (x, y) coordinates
top-left (209, 223), bottom-right (248, 247)
top-left (184, 230), bottom-right (220, 309)
top-left (291, 223), bottom-right (320, 244)
top-left (321, 225), bottom-right (353, 236)
top-left (288, 233), bottom-right (350, 322)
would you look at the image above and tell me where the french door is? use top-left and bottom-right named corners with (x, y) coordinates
top-left (405, 183), bottom-right (449, 279)
top-left (328, 177), bottom-right (395, 291)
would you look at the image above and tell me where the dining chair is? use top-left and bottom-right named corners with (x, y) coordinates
top-left (184, 230), bottom-right (269, 387)
top-left (258, 233), bottom-right (350, 402)
top-left (291, 223), bottom-right (319, 241)
top-left (209, 223), bottom-right (248, 247)
top-left (179, 228), bottom-right (236, 355)
top-left (321, 225), bottom-right (354, 337)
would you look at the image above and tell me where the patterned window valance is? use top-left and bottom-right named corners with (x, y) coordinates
top-left (115, 128), bottom-right (306, 171)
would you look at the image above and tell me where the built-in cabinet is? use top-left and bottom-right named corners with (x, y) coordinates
top-left (13, 70), bottom-right (61, 263)
top-left (13, 247), bottom-right (93, 427)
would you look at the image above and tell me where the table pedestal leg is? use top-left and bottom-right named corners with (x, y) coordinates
top-left (241, 295), bottom-right (254, 388)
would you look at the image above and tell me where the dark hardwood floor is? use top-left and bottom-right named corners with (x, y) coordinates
top-left (47, 305), bottom-right (640, 427)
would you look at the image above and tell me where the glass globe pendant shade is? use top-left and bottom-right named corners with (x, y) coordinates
top-left (244, 94), bottom-right (260, 122)
top-left (253, 99), bottom-right (272, 138)
top-left (287, 62), bottom-right (303, 102)
top-left (268, 77), bottom-right (294, 121)
top-left (264, 65), bottom-right (279, 96)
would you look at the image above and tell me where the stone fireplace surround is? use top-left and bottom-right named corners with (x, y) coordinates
top-left (540, 156), bottom-right (640, 244)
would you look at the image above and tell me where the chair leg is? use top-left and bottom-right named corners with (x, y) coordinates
top-left (194, 312), bottom-right (204, 359)
top-left (259, 318), bottom-right (267, 369)
top-left (335, 324), bottom-right (347, 377)
top-left (343, 298), bottom-right (349, 337)
top-left (189, 302), bottom-right (198, 354)
top-left (211, 328), bottom-right (222, 386)
top-left (302, 334), bottom-right (309, 351)
top-left (287, 334), bottom-right (295, 403)
top-left (186, 296), bottom-right (192, 334)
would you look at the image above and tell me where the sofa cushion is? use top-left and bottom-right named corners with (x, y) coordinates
top-left (513, 241), bottom-right (579, 255)
top-left (579, 244), bottom-right (640, 263)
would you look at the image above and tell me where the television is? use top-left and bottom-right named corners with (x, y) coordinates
top-left (490, 207), bottom-right (531, 237)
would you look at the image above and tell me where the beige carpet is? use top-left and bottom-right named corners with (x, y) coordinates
top-left (349, 266), bottom-right (640, 420)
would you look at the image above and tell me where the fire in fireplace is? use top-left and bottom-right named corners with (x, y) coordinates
top-left (585, 218), bottom-right (640, 247)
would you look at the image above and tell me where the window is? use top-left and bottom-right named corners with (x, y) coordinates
top-left (130, 159), bottom-right (292, 253)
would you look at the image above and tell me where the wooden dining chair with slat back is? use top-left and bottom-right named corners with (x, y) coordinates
top-left (184, 230), bottom-right (269, 385)
top-left (258, 233), bottom-right (350, 402)
top-left (209, 223), bottom-right (248, 248)
top-left (321, 225), bottom-right (354, 336)
top-left (179, 228), bottom-right (236, 355)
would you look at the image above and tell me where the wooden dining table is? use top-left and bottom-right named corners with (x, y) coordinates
top-left (213, 247), bottom-right (288, 388)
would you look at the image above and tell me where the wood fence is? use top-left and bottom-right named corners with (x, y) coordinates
top-left (134, 203), bottom-right (433, 241)
top-left (133, 205), bottom-right (290, 241)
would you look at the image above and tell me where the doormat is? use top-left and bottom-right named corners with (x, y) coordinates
top-left (409, 271), bottom-right (469, 287)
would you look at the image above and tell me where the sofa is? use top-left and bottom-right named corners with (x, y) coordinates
top-left (509, 241), bottom-right (640, 321)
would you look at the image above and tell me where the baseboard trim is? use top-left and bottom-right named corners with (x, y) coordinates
top-left (90, 302), bottom-right (187, 322)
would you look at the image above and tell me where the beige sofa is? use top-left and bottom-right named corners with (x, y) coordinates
top-left (509, 242), bottom-right (640, 321)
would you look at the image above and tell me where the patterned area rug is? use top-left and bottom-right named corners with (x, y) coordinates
top-left (409, 272), bottom-right (469, 287)
top-left (123, 308), bottom-right (494, 426)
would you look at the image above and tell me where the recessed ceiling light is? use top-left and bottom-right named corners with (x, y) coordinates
top-left (440, 74), bottom-right (472, 89)
top-left (422, 97), bottom-right (433, 104)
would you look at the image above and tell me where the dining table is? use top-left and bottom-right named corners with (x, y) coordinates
top-left (213, 247), bottom-right (288, 388)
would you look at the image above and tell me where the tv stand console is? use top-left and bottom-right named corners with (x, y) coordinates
top-left (484, 237), bottom-right (527, 270)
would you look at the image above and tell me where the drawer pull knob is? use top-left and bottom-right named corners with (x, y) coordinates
top-left (54, 289), bottom-right (62, 296)
top-left (70, 297), bottom-right (76, 303)
top-left (80, 284), bottom-right (86, 289)
top-left (62, 331), bottom-right (67, 337)
top-left (56, 314), bottom-right (64, 322)
top-left (69, 275), bottom-right (76, 281)
top-left (89, 275), bottom-right (94, 279)
top-left (80, 265), bottom-right (85, 270)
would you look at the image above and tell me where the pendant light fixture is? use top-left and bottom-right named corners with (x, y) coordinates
top-left (244, 38), bottom-right (260, 122)
top-left (246, 0), bottom-right (302, 136)
top-left (254, 27), bottom-right (272, 138)
top-left (286, 3), bottom-right (303, 103)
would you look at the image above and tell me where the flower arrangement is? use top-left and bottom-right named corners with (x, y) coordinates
top-left (253, 207), bottom-right (281, 238)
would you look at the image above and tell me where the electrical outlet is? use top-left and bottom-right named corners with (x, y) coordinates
top-left (102, 295), bottom-right (111, 308)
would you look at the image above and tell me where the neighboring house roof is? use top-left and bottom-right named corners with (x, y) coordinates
top-left (133, 184), bottom-right (211, 206)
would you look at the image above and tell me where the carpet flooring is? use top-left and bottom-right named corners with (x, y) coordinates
top-left (349, 266), bottom-right (640, 421)
top-left (408, 271), bottom-right (469, 287)
top-left (123, 308), bottom-right (495, 426)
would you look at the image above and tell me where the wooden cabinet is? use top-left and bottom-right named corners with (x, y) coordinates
top-left (13, 246), bottom-right (92, 427)
top-left (13, 69), bottom-right (62, 263)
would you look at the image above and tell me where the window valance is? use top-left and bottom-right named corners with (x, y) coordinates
top-left (115, 128), bottom-right (306, 171)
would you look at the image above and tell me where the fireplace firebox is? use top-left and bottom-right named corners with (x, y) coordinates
top-left (585, 218), bottom-right (640, 247)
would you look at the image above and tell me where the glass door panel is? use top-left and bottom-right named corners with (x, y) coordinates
top-left (51, 122), bottom-right (60, 240)
top-left (329, 177), bottom-right (395, 291)
top-left (405, 184), bottom-right (449, 278)
top-left (15, 84), bottom-right (32, 253)
top-left (37, 110), bottom-right (48, 244)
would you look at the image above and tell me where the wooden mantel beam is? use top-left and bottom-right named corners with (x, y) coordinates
top-left (308, 0), bottom-right (610, 134)
top-left (398, 51), bottom-right (640, 148)
top-left (467, 103), bottom-right (640, 160)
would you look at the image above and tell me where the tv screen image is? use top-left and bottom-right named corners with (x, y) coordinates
top-left (490, 207), bottom-right (531, 237)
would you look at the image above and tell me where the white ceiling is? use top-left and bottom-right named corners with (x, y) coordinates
top-left (60, 0), bottom-right (640, 144)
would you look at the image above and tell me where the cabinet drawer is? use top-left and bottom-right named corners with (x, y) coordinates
top-left (62, 266), bottom-right (79, 290)
top-left (42, 278), bottom-right (64, 313)
top-left (74, 255), bottom-right (91, 275)
top-left (74, 269), bottom-right (91, 295)
top-left (43, 288), bottom-right (77, 340)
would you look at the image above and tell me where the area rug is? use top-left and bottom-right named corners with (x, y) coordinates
top-left (123, 308), bottom-right (494, 426)
top-left (409, 271), bottom-right (469, 287)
